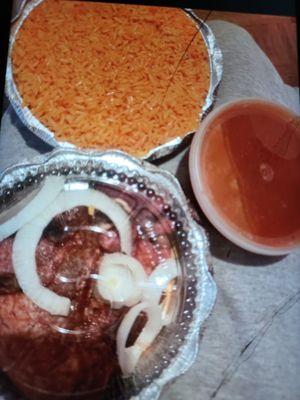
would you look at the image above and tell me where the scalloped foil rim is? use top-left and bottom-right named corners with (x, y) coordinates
top-left (0, 148), bottom-right (217, 400)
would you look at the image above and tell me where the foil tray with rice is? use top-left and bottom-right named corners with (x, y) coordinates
top-left (6, 0), bottom-right (222, 161)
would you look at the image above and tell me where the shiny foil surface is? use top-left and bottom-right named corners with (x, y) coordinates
top-left (0, 149), bottom-right (216, 400)
top-left (5, 1), bottom-right (222, 161)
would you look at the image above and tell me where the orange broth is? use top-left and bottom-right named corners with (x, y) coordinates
top-left (201, 100), bottom-right (300, 248)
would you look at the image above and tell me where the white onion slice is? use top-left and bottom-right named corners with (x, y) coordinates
top-left (12, 189), bottom-right (132, 316)
top-left (96, 253), bottom-right (147, 309)
top-left (96, 264), bottom-right (137, 309)
top-left (117, 301), bottom-right (163, 376)
top-left (0, 176), bottom-right (64, 241)
top-left (143, 259), bottom-right (178, 305)
top-left (43, 189), bottom-right (132, 254)
top-left (114, 198), bottom-right (132, 214)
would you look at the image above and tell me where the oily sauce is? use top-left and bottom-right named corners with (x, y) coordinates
top-left (201, 100), bottom-right (300, 247)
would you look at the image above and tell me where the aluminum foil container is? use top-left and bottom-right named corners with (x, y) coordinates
top-left (5, 0), bottom-right (222, 162)
top-left (0, 148), bottom-right (216, 400)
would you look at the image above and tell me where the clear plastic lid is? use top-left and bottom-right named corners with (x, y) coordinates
top-left (0, 150), bottom-right (216, 400)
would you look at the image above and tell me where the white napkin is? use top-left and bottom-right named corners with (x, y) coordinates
top-left (161, 21), bottom-right (300, 400)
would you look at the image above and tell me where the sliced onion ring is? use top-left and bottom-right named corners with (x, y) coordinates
top-left (96, 253), bottom-right (147, 309)
top-left (143, 259), bottom-right (178, 304)
top-left (117, 301), bottom-right (163, 376)
top-left (0, 176), bottom-right (64, 241)
top-left (12, 188), bottom-right (132, 316)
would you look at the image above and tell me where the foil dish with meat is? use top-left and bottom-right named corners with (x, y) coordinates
top-left (0, 149), bottom-right (216, 400)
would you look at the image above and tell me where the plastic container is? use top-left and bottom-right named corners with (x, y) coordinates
top-left (189, 98), bottom-right (300, 256)
top-left (0, 149), bottom-right (216, 400)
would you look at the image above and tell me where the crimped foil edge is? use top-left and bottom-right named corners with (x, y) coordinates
top-left (5, 1), bottom-right (223, 162)
top-left (0, 148), bottom-right (217, 400)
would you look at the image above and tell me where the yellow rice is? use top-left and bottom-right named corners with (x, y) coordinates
top-left (12, 0), bottom-right (210, 157)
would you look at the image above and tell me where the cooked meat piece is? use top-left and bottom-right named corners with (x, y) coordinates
top-left (0, 238), bottom-right (20, 294)
top-left (97, 229), bottom-right (120, 253)
top-left (0, 185), bottom-right (176, 399)
top-left (0, 222), bottom-right (125, 398)
top-left (0, 238), bottom-right (14, 275)
top-left (0, 294), bottom-right (122, 399)
top-left (37, 231), bottom-right (102, 299)
top-left (133, 239), bottom-right (171, 274)
top-left (133, 208), bottom-right (172, 273)
top-left (0, 230), bottom-right (124, 399)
